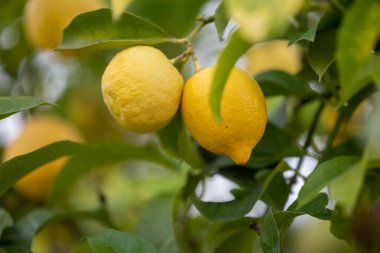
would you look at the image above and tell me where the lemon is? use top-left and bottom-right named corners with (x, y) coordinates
top-left (181, 67), bottom-right (267, 165)
top-left (101, 46), bottom-right (184, 133)
top-left (245, 40), bottom-right (302, 76)
top-left (23, 0), bottom-right (105, 49)
top-left (3, 116), bottom-right (82, 202)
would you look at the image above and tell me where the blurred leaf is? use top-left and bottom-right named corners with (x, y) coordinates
top-left (0, 0), bottom-right (26, 30)
top-left (50, 141), bottom-right (177, 203)
top-left (214, 3), bottom-right (229, 41)
top-left (337, 0), bottom-right (380, 103)
top-left (288, 23), bottom-right (318, 45)
top-left (297, 156), bottom-right (360, 209)
top-left (0, 96), bottom-right (53, 120)
top-left (308, 29), bottom-right (337, 80)
top-left (0, 208), bottom-right (13, 237)
top-left (86, 229), bottom-right (158, 253)
top-left (157, 114), bottom-right (180, 156)
top-left (261, 171), bottom-right (289, 211)
top-left (0, 141), bottom-right (84, 197)
top-left (260, 208), bottom-right (280, 253)
top-left (194, 185), bottom-right (262, 222)
top-left (255, 71), bottom-right (314, 97)
top-left (247, 123), bottom-right (303, 168)
top-left (0, 247), bottom-right (32, 253)
top-left (210, 30), bottom-right (251, 121)
top-left (111, 0), bottom-right (132, 20)
top-left (275, 193), bottom-right (332, 228)
top-left (226, 0), bottom-right (303, 42)
top-left (206, 218), bottom-right (256, 253)
top-left (330, 157), bottom-right (367, 214)
top-left (58, 9), bottom-right (171, 50)
top-left (2, 209), bottom-right (55, 249)
top-left (330, 205), bottom-right (351, 242)
top-left (136, 194), bottom-right (179, 253)
top-left (127, 0), bottom-right (206, 36)
top-left (370, 54), bottom-right (380, 86)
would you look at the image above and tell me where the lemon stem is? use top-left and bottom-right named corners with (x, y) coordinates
top-left (186, 15), bottom-right (215, 42)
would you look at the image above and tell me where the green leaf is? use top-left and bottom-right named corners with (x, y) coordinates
top-left (194, 185), bottom-right (262, 222)
top-left (0, 141), bottom-right (84, 197)
top-left (127, 0), bottom-right (206, 37)
top-left (58, 9), bottom-right (171, 50)
top-left (0, 208), bottom-right (13, 237)
top-left (206, 218), bottom-right (256, 253)
top-left (288, 23), bottom-right (318, 45)
top-left (275, 193), bottom-right (332, 228)
top-left (308, 29), bottom-right (337, 80)
top-left (49, 141), bottom-right (177, 203)
top-left (330, 205), bottom-right (351, 242)
top-left (210, 30), bottom-right (251, 121)
top-left (255, 70), bottom-right (314, 97)
top-left (0, 247), bottom-right (32, 253)
top-left (297, 156), bottom-right (360, 209)
top-left (1, 209), bottom-right (55, 249)
top-left (86, 229), bottom-right (158, 253)
top-left (260, 208), bottom-right (280, 253)
top-left (0, 96), bottom-right (53, 119)
top-left (214, 3), bottom-right (229, 41)
top-left (111, 0), bottom-right (133, 20)
top-left (337, 0), bottom-right (380, 102)
top-left (135, 195), bottom-right (179, 253)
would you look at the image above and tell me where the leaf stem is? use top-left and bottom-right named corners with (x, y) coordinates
top-left (289, 101), bottom-right (325, 188)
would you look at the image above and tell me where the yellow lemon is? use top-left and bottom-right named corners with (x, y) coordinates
top-left (101, 46), bottom-right (184, 133)
top-left (23, 0), bottom-right (105, 49)
top-left (3, 116), bottom-right (82, 202)
top-left (181, 67), bottom-right (267, 165)
top-left (245, 40), bottom-right (302, 76)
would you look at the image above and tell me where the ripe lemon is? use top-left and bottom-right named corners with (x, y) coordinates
top-left (23, 0), bottom-right (105, 49)
top-left (181, 67), bottom-right (267, 165)
top-left (3, 116), bottom-right (82, 202)
top-left (245, 40), bottom-right (302, 76)
top-left (101, 46), bottom-right (184, 133)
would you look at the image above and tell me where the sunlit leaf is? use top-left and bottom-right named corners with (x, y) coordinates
top-left (308, 29), bottom-right (337, 80)
top-left (58, 9), bottom-right (171, 50)
top-left (214, 3), bottom-right (229, 41)
top-left (297, 156), bottom-right (360, 209)
top-left (255, 70), bottom-right (314, 97)
top-left (0, 96), bottom-right (53, 120)
top-left (337, 0), bottom-right (380, 103)
top-left (260, 208), bottom-right (280, 253)
top-left (210, 30), bottom-right (251, 121)
top-left (226, 0), bottom-right (304, 42)
top-left (86, 229), bottom-right (158, 253)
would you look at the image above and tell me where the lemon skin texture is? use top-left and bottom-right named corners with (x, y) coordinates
top-left (3, 116), bottom-right (82, 202)
top-left (102, 46), bottom-right (184, 133)
top-left (181, 67), bottom-right (267, 165)
top-left (246, 40), bottom-right (302, 76)
top-left (23, 0), bottom-right (105, 49)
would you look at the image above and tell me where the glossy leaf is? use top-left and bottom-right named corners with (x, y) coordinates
top-left (0, 96), bottom-right (53, 120)
top-left (0, 208), bottom-right (13, 237)
top-left (86, 229), bottom-right (158, 253)
top-left (308, 29), bottom-right (337, 80)
top-left (214, 3), bottom-right (229, 41)
top-left (337, 0), bottom-right (380, 102)
top-left (58, 9), bottom-right (171, 50)
top-left (260, 208), bottom-right (280, 253)
top-left (210, 30), bottom-right (251, 121)
top-left (297, 156), bottom-right (360, 209)
top-left (288, 23), bottom-right (318, 45)
top-left (255, 70), bottom-right (314, 97)
top-left (194, 185), bottom-right (262, 222)
top-left (49, 141), bottom-right (177, 203)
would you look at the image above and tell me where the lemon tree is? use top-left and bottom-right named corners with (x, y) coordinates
top-left (1, 0), bottom-right (380, 253)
